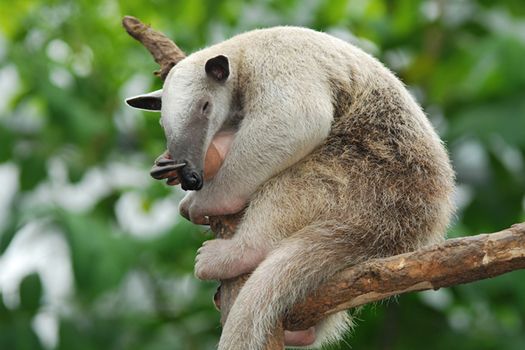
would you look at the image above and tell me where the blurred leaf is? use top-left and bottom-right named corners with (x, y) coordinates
top-left (60, 212), bottom-right (139, 301)
top-left (19, 273), bottom-right (42, 314)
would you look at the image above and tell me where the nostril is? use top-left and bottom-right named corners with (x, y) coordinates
top-left (190, 171), bottom-right (203, 190)
top-left (188, 171), bottom-right (199, 186)
top-left (180, 167), bottom-right (203, 191)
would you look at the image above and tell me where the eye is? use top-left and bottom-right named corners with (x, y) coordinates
top-left (202, 101), bottom-right (210, 113)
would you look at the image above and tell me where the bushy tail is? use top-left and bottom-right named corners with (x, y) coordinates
top-left (218, 222), bottom-right (355, 350)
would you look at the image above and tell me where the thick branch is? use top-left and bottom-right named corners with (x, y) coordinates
top-left (122, 17), bottom-right (525, 350)
top-left (285, 222), bottom-right (525, 330)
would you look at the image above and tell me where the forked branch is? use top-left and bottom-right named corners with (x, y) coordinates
top-left (122, 16), bottom-right (525, 350)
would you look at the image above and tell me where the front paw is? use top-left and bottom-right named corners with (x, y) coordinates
top-left (179, 190), bottom-right (248, 225)
top-left (195, 239), bottom-right (267, 280)
top-left (179, 193), bottom-right (209, 225)
top-left (195, 239), bottom-right (235, 280)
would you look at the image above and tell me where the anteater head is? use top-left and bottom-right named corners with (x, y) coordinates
top-left (126, 53), bottom-right (233, 191)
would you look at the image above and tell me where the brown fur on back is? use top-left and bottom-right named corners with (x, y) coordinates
top-left (254, 57), bottom-right (454, 263)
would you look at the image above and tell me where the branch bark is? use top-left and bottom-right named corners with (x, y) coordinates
top-left (122, 16), bottom-right (525, 350)
top-left (284, 222), bottom-right (525, 330)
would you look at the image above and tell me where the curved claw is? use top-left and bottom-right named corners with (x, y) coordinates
top-left (151, 151), bottom-right (185, 186)
top-left (156, 158), bottom-right (176, 167)
top-left (155, 151), bottom-right (174, 166)
top-left (150, 163), bottom-right (185, 180)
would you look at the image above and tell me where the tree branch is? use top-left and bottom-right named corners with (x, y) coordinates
top-left (122, 17), bottom-right (525, 350)
top-left (122, 16), bottom-right (186, 80)
top-left (284, 222), bottom-right (525, 330)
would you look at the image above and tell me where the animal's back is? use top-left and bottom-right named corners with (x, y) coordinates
top-left (228, 26), bottom-right (455, 252)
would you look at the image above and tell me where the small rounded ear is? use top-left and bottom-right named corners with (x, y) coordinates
top-left (205, 55), bottom-right (230, 82)
top-left (125, 89), bottom-right (163, 111)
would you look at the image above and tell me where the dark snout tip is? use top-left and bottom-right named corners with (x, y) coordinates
top-left (181, 169), bottom-right (203, 191)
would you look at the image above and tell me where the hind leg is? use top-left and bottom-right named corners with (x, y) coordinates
top-left (218, 221), bottom-right (357, 350)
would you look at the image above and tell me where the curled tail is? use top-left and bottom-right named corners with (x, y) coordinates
top-left (218, 222), bottom-right (356, 350)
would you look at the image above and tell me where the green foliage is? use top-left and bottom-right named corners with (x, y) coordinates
top-left (0, 0), bottom-right (524, 349)
top-left (18, 273), bottom-right (43, 314)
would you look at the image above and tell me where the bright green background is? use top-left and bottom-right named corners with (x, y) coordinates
top-left (1, 0), bottom-right (524, 349)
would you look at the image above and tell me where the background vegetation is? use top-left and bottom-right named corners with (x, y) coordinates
top-left (1, 0), bottom-right (524, 349)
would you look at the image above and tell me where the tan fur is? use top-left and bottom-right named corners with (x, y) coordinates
top-left (206, 27), bottom-right (454, 350)
top-left (129, 26), bottom-right (455, 349)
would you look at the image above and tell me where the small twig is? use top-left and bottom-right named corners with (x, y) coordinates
top-left (122, 16), bottom-right (186, 80)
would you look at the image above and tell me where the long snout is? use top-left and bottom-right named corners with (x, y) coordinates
top-left (161, 94), bottom-right (211, 191)
top-left (168, 143), bottom-right (205, 190)
top-left (167, 130), bottom-right (207, 191)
